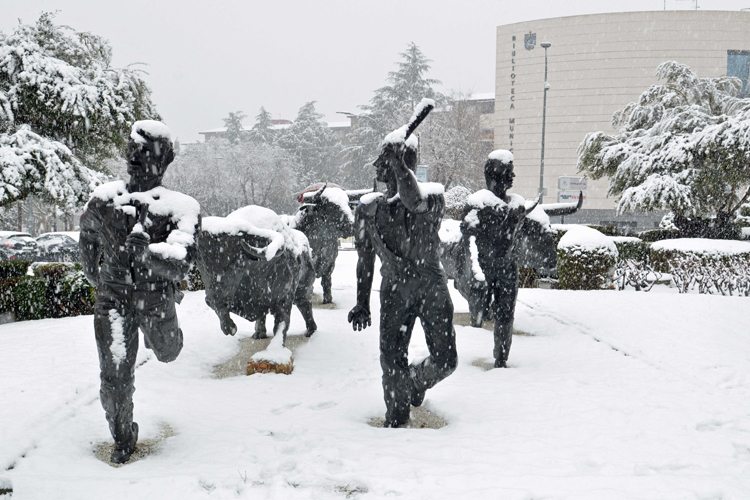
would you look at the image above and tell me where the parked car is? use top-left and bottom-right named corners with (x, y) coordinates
top-left (0, 231), bottom-right (37, 260)
top-left (35, 231), bottom-right (80, 262)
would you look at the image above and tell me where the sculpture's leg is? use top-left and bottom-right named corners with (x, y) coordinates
top-left (296, 298), bottom-right (317, 337)
top-left (138, 289), bottom-right (183, 363)
top-left (272, 299), bottom-right (293, 347)
top-left (320, 255), bottom-right (336, 304)
top-left (94, 300), bottom-right (139, 464)
top-left (296, 257), bottom-right (317, 336)
top-left (379, 280), bottom-right (417, 428)
top-left (490, 267), bottom-right (519, 368)
top-left (253, 314), bottom-right (268, 339)
top-left (468, 282), bottom-right (488, 327)
top-left (412, 278), bottom-right (458, 405)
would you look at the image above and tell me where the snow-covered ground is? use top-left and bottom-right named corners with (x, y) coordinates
top-left (1, 251), bottom-right (749, 499)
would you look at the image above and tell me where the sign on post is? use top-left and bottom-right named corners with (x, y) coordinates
top-left (557, 191), bottom-right (586, 204)
top-left (558, 176), bottom-right (587, 191)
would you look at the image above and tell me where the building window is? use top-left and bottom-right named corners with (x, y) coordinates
top-left (727, 50), bottom-right (750, 96)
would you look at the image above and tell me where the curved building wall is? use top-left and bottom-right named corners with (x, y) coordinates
top-left (494, 10), bottom-right (750, 225)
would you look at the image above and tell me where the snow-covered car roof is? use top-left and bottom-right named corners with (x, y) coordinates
top-left (0, 231), bottom-right (32, 238)
top-left (36, 231), bottom-right (80, 242)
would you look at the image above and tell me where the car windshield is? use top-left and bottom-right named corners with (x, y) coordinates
top-left (10, 236), bottom-right (35, 244)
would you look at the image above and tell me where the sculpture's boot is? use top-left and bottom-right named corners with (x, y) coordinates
top-left (409, 366), bottom-right (426, 407)
top-left (111, 422), bottom-right (138, 464)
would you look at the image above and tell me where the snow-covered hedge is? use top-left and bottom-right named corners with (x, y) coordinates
top-left (557, 226), bottom-right (618, 290)
top-left (0, 262), bottom-right (95, 321)
top-left (611, 236), bottom-right (650, 263)
top-left (0, 260), bottom-right (30, 279)
top-left (650, 238), bottom-right (750, 272)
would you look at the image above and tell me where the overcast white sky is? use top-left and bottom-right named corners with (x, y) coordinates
top-left (2, 0), bottom-right (749, 142)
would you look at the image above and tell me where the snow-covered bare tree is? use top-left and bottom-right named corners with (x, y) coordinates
top-left (578, 61), bottom-right (750, 238)
top-left (343, 43), bottom-right (443, 188)
top-left (276, 101), bottom-right (340, 187)
top-left (165, 139), bottom-right (300, 216)
top-left (419, 92), bottom-right (493, 190)
top-left (0, 13), bottom-right (159, 213)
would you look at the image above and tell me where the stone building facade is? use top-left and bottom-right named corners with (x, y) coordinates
top-left (494, 10), bottom-right (750, 230)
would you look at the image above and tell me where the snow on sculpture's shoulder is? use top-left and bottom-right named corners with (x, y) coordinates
top-left (651, 238), bottom-right (750, 256)
top-left (488, 149), bottom-right (514, 164)
top-left (558, 225), bottom-right (618, 256)
top-left (417, 182), bottom-right (445, 198)
top-left (466, 189), bottom-right (505, 210)
top-left (131, 120), bottom-right (173, 145)
top-left (90, 180), bottom-right (128, 202)
top-left (203, 205), bottom-right (309, 260)
top-left (439, 219), bottom-right (462, 244)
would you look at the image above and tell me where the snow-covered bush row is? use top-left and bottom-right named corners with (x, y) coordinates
top-left (0, 261), bottom-right (95, 320)
top-left (557, 226), bottom-right (618, 290)
top-left (650, 238), bottom-right (750, 272)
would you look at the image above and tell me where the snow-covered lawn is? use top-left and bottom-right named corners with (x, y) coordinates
top-left (1, 251), bottom-right (749, 499)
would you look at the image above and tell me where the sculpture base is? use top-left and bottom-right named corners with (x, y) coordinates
top-left (247, 356), bottom-right (294, 375)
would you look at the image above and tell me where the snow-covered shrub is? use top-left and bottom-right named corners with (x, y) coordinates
top-left (557, 226), bottom-right (618, 290)
top-left (639, 228), bottom-right (680, 243)
top-left (0, 260), bottom-right (30, 278)
top-left (667, 253), bottom-right (750, 296)
top-left (33, 263), bottom-right (95, 317)
top-left (0, 276), bottom-right (47, 321)
top-left (611, 236), bottom-right (650, 263)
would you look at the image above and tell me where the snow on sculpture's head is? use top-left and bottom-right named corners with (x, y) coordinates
top-left (484, 149), bottom-right (515, 196)
top-left (126, 120), bottom-right (176, 191)
top-left (374, 129), bottom-right (419, 184)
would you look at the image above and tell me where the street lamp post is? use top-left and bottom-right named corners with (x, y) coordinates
top-left (539, 42), bottom-right (551, 203)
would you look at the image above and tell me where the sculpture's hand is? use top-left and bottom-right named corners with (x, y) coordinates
top-left (348, 303), bottom-right (371, 331)
top-left (126, 231), bottom-right (150, 263)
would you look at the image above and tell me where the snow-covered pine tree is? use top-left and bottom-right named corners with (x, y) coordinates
top-left (578, 61), bottom-right (750, 238)
top-left (343, 43), bottom-right (443, 188)
top-left (248, 107), bottom-right (275, 144)
top-left (222, 111), bottom-right (247, 145)
top-left (276, 101), bottom-right (340, 187)
top-left (0, 12), bottom-right (159, 211)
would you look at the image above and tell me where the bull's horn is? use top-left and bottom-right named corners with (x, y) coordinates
top-left (312, 183), bottom-right (327, 203)
top-left (241, 240), bottom-right (266, 261)
top-left (525, 194), bottom-right (542, 216)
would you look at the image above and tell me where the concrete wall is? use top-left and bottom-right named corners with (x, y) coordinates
top-left (494, 10), bottom-right (750, 214)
